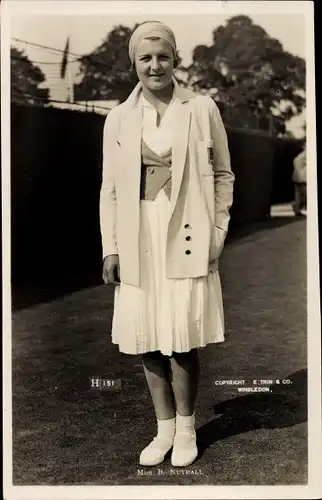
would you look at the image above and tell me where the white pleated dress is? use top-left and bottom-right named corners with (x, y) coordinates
top-left (111, 93), bottom-right (225, 356)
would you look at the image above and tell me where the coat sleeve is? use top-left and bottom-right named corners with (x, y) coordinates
top-left (206, 97), bottom-right (235, 233)
top-left (99, 107), bottom-right (120, 259)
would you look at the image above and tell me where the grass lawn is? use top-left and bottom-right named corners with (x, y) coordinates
top-left (11, 217), bottom-right (307, 485)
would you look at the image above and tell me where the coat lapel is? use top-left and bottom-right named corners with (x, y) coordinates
top-left (119, 105), bottom-right (142, 205)
top-left (170, 102), bottom-right (191, 217)
top-left (119, 78), bottom-right (194, 217)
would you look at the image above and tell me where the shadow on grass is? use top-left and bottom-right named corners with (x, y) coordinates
top-left (227, 215), bottom-right (302, 243)
top-left (196, 368), bottom-right (307, 458)
top-left (11, 215), bottom-right (303, 311)
top-left (11, 269), bottom-right (102, 311)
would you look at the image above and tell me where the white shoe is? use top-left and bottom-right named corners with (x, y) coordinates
top-left (139, 436), bottom-right (174, 466)
top-left (171, 430), bottom-right (198, 467)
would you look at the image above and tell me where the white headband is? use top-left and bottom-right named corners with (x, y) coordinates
top-left (128, 21), bottom-right (177, 64)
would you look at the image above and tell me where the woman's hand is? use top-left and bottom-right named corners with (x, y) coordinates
top-left (215, 226), bottom-right (226, 259)
top-left (102, 254), bottom-right (120, 285)
top-left (209, 226), bottom-right (227, 263)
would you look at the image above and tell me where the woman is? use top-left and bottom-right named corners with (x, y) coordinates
top-left (292, 145), bottom-right (307, 216)
top-left (100, 21), bottom-right (234, 467)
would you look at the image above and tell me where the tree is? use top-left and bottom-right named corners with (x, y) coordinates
top-left (74, 25), bottom-right (137, 103)
top-left (11, 47), bottom-right (50, 106)
top-left (74, 24), bottom-right (184, 103)
top-left (187, 15), bottom-right (306, 136)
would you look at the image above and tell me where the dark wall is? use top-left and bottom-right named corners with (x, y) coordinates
top-left (11, 104), bottom-right (105, 284)
top-left (11, 104), bottom-right (279, 285)
top-left (227, 126), bottom-right (275, 225)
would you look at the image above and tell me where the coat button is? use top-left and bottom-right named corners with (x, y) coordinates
top-left (148, 167), bottom-right (154, 174)
top-left (184, 224), bottom-right (190, 229)
top-left (186, 236), bottom-right (191, 241)
top-left (185, 250), bottom-right (191, 255)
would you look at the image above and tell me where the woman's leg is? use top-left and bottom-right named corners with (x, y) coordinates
top-left (169, 349), bottom-right (200, 466)
top-left (300, 183), bottom-right (307, 211)
top-left (139, 351), bottom-right (176, 466)
top-left (142, 351), bottom-right (175, 419)
top-left (169, 348), bottom-right (200, 415)
top-left (293, 182), bottom-right (302, 215)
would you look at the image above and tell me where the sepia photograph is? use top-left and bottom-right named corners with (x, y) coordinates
top-left (2, 1), bottom-right (321, 499)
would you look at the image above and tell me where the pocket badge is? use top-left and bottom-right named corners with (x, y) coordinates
top-left (207, 147), bottom-right (215, 169)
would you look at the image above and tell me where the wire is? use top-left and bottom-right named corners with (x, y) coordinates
top-left (11, 36), bottom-right (130, 75)
top-left (11, 93), bottom-right (107, 111)
top-left (11, 37), bottom-right (83, 57)
top-left (12, 84), bottom-right (112, 112)
top-left (11, 37), bottom-right (132, 105)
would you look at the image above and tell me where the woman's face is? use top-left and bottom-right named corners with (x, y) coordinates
top-left (134, 38), bottom-right (174, 92)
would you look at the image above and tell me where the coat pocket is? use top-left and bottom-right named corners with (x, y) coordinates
top-left (197, 140), bottom-right (215, 176)
top-left (209, 226), bottom-right (226, 262)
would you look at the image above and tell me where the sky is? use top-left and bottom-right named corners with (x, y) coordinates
top-left (10, 9), bottom-right (308, 136)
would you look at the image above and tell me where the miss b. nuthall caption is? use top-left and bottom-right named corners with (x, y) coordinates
top-left (137, 468), bottom-right (204, 476)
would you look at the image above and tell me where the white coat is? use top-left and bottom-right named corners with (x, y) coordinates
top-left (292, 149), bottom-right (306, 183)
top-left (100, 79), bottom-right (235, 287)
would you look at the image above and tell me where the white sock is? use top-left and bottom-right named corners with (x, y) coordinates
top-left (176, 412), bottom-right (195, 432)
top-left (157, 417), bottom-right (176, 440)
